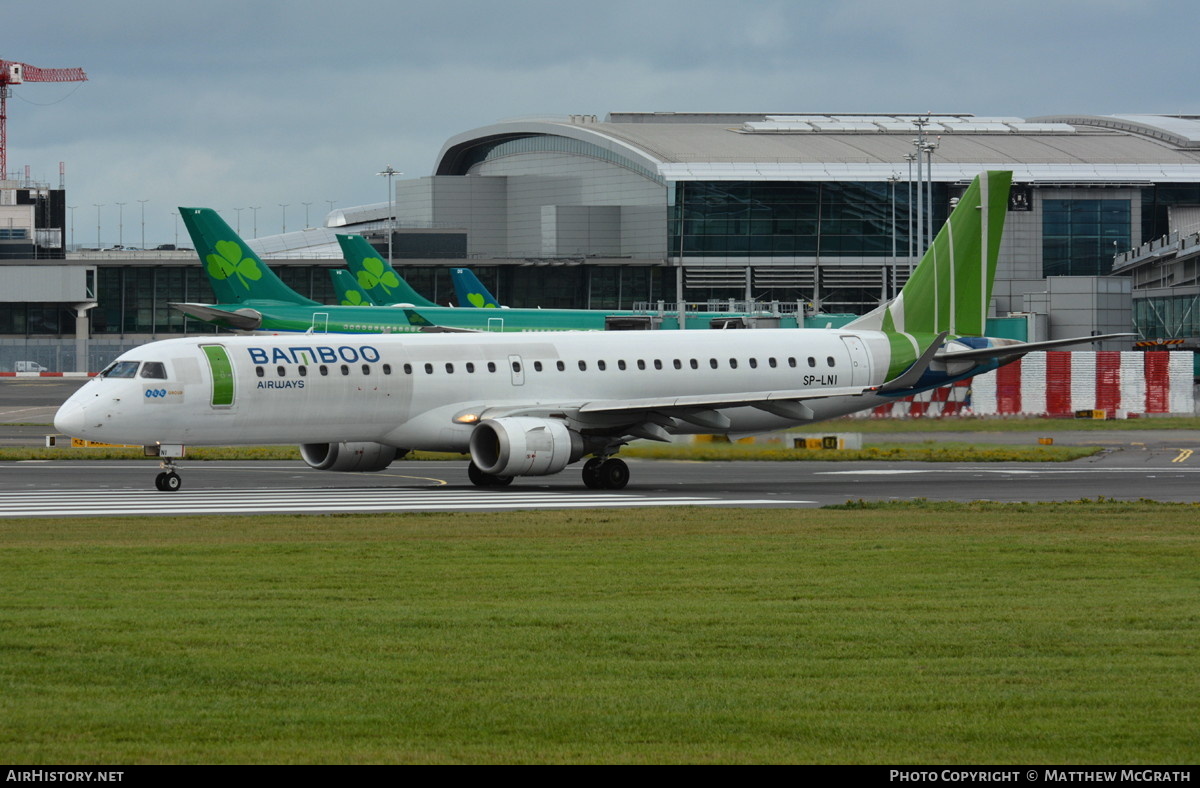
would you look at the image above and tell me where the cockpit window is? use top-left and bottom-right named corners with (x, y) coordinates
top-left (140, 361), bottom-right (167, 379)
top-left (101, 361), bottom-right (141, 378)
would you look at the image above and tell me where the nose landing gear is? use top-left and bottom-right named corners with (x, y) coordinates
top-left (146, 444), bottom-right (186, 492)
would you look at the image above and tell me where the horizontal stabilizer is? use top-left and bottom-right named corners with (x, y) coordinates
top-left (171, 303), bottom-right (263, 331)
top-left (934, 333), bottom-right (1135, 363)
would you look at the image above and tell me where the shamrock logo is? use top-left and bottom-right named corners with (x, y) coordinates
top-left (206, 240), bottom-right (262, 290)
top-left (467, 292), bottom-right (496, 308)
top-left (356, 257), bottom-right (401, 295)
top-left (341, 290), bottom-right (369, 307)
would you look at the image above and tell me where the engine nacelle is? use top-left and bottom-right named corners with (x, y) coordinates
top-left (300, 442), bottom-right (399, 472)
top-left (469, 417), bottom-right (584, 477)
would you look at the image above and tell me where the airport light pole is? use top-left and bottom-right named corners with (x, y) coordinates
top-left (233, 207), bottom-right (243, 234)
top-left (302, 202), bottom-right (312, 229)
top-left (68, 206), bottom-right (76, 250)
top-left (377, 165), bottom-right (401, 261)
top-left (93, 204), bottom-right (103, 249)
top-left (250, 206), bottom-right (260, 238)
top-left (279, 203), bottom-right (289, 235)
top-left (115, 202), bottom-right (126, 248)
top-left (138, 199), bottom-right (148, 250)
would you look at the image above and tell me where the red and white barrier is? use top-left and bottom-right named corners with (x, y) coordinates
top-left (869, 351), bottom-right (1194, 418)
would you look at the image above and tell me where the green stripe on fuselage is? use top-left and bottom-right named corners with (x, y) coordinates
top-left (201, 345), bottom-right (235, 407)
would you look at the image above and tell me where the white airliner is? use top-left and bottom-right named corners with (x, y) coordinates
top-left (54, 172), bottom-right (1127, 491)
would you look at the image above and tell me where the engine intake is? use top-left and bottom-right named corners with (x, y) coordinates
top-left (300, 442), bottom-right (399, 472)
top-left (469, 417), bottom-right (583, 477)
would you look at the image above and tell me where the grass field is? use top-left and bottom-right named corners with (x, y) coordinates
top-left (2, 502), bottom-right (1198, 764)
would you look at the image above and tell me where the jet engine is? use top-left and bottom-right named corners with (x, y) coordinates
top-left (300, 441), bottom-right (399, 472)
top-left (469, 417), bottom-right (584, 477)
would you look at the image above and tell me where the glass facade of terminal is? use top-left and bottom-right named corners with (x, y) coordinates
top-left (669, 180), bottom-right (946, 258)
top-left (1042, 199), bottom-right (1131, 277)
top-left (1134, 294), bottom-right (1200, 339)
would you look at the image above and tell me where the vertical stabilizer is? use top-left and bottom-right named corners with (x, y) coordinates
top-left (179, 208), bottom-right (318, 305)
top-left (335, 234), bottom-right (438, 307)
top-left (451, 267), bottom-right (502, 308)
top-left (330, 269), bottom-right (377, 306)
top-left (847, 171), bottom-right (1011, 337)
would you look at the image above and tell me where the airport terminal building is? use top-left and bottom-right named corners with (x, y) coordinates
top-left (5, 112), bottom-right (1200, 371)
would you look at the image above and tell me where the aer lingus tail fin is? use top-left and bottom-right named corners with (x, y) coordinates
top-left (335, 234), bottom-right (438, 308)
top-left (179, 207), bottom-right (318, 306)
top-left (451, 267), bottom-right (502, 308)
top-left (330, 269), bottom-right (377, 306)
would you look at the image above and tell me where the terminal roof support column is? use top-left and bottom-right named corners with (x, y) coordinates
top-left (73, 301), bottom-right (97, 374)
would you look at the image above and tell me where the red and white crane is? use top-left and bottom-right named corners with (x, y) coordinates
top-left (0, 60), bottom-right (87, 180)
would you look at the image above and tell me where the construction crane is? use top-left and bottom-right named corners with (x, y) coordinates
top-left (0, 60), bottom-right (87, 180)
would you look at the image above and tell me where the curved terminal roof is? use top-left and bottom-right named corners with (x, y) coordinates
top-left (435, 113), bottom-right (1200, 184)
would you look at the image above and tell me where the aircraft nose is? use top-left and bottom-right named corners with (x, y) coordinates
top-left (53, 398), bottom-right (88, 438)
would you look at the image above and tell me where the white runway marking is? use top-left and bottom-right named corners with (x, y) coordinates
top-left (0, 487), bottom-right (813, 517)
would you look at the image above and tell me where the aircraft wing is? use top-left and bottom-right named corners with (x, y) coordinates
top-left (470, 383), bottom-right (880, 432)
top-left (934, 333), bottom-right (1135, 363)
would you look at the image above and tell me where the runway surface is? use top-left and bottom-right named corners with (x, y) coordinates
top-left (4, 376), bottom-right (1200, 516)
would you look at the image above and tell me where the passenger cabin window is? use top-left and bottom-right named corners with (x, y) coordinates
top-left (749, 358), bottom-right (757, 369)
top-left (637, 360), bottom-right (646, 370)
top-left (140, 362), bottom-right (167, 379)
top-left (690, 359), bottom-right (698, 369)
top-left (487, 362), bottom-right (496, 373)
top-left (446, 363), bottom-right (454, 374)
top-left (789, 358), bottom-right (797, 368)
top-left (403, 363), bottom-right (412, 375)
top-left (578, 360), bottom-right (587, 371)
top-left (102, 361), bottom-right (141, 378)
top-left (808, 357), bottom-right (816, 367)
top-left (277, 366), bottom-right (286, 377)
top-left (769, 358), bottom-right (777, 368)
top-left (299, 365), bottom-right (308, 377)
top-left (255, 366), bottom-right (265, 378)
top-left (597, 360), bottom-right (606, 371)
top-left (617, 360), bottom-right (626, 371)
top-left (827, 356), bottom-right (836, 367)
top-left (320, 365), bottom-right (329, 376)
top-left (382, 364), bottom-right (391, 375)
top-left (424, 363), bottom-right (434, 374)
top-left (709, 358), bottom-right (718, 369)
top-left (654, 360), bottom-right (662, 370)
top-left (556, 361), bottom-right (565, 371)
top-left (340, 365), bottom-right (350, 376)
top-left (729, 358), bottom-right (738, 369)
top-left (363, 364), bottom-right (372, 375)
top-left (673, 359), bottom-right (682, 370)
top-left (511, 361), bottom-right (521, 373)
top-left (466, 362), bottom-right (475, 373)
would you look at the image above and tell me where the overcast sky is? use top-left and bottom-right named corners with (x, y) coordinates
top-left (6, 0), bottom-right (1196, 247)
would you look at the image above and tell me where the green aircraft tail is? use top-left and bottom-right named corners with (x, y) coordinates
top-left (330, 269), bottom-right (377, 306)
top-left (179, 207), bottom-right (319, 306)
top-left (848, 171), bottom-right (1011, 338)
top-left (335, 234), bottom-right (439, 308)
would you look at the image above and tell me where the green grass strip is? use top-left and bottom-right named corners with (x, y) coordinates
top-left (1, 504), bottom-right (1197, 764)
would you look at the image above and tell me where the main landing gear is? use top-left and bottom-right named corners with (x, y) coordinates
top-left (581, 457), bottom-right (629, 490)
